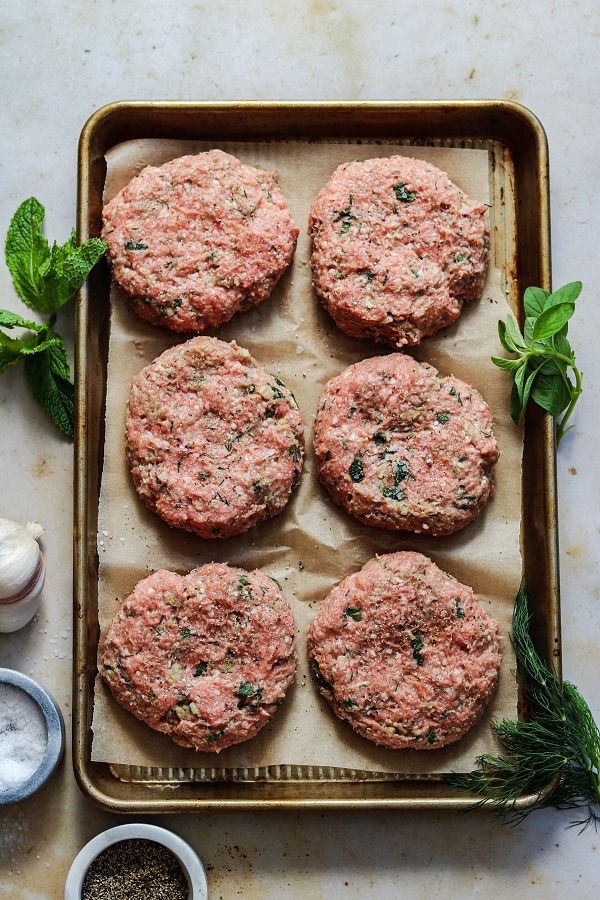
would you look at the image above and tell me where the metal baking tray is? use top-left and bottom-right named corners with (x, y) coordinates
top-left (74, 100), bottom-right (559, 812)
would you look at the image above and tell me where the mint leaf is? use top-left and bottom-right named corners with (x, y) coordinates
top-left (0, 309), bottom-right (46, 332)
top-left (0, 331), bottom-right (33, 373)
top-left (45, 333), bottom-right (71, 381)
top-left (5, 197), bottom-right (106, 314)
top-left (0, 309), bottom-right (61, 374)
top-left (24, 334), bottom-right (74, 439)
top-left (54, 235), bottom-right (107, 308)
top-left (31, 234), bottom-right (107, 314)
top-left (5, 198), bottom-right (48, 309)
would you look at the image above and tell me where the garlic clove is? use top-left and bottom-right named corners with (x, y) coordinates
top-left (25, 522), bottom-right (45, 541)
top-left (0, 517), bottom-right (46, 605)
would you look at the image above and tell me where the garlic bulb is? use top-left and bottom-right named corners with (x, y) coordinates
top-left (0, 519), bottom-right (46, 632)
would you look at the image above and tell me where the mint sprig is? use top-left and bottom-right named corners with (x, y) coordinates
top-left (492, 282), bottom-right (583, 443)
top-left (1, 197), bottom-right (107, 438)
top-left (5, 197), bottom-right (106, 314)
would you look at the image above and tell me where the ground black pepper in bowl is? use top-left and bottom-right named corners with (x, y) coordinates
top-left (80, 838), bottom-right (189, 899)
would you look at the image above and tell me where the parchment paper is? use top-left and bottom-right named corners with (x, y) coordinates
top-left (92, 139), bottom-right (521, 774)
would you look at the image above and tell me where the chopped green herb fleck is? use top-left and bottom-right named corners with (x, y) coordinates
top-left (382, 486), bottom-right (405, 501)
top-left (222, 662), bottom-right (234, 672)
top-left (454, 252), bottom-right (466, 262)
top-left (311, 662), bottom-right (332, 692)
top-left (393, 183), bottom-right (416, 202)
top-left (373, 431), bottom-right (387, 444)
top-left (340, 220), bottom-right (351, 235)
top-left (455, 485), bottom-right (476, 509)
top-left (455, 601), bottom-right (466, 618)
top-left (235, 682), bottom-right (263, 704)
top-left (458, 455), bottom-right (468, 462)
top-left (363, 271), bottom-right (376, 283)
top-left (269, 576), bottom-right (282, 589)
top-left (410, 268), bottom-right (419, 277)
top-left (349, 456), bottom-right (364, 482)
top-left (344, 606), bottom-right (362, 621)
top-left (412, 633), bottom-right (425, 666)
top-left (194, 662), bottom-right (208, 677)
top-left (436, 412), bottom-right (451, 424)
top-left (394, 461), bottom-right (410, 484)
top-left (426, 727), bottom-right (437, 744)
top-left (290, 443), bottom-right (302, 462)
top-left (343, 698), bottom-right (358, 709)
top-left (180, 627), bottom-right (194, 639)
top-left (124, 240), bottom-right (148, 251)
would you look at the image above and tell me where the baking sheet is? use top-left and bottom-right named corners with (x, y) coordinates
top-left (92, 139), bottom-right (521, 774)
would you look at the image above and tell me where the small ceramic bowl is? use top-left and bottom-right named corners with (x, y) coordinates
top-left (0, 668), bottom-right (65, 805)
top-left (64, 823), bottom-right (208, 900)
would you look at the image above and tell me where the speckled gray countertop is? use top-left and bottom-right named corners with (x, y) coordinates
top-left (0, 1), bottom-right (598, 897)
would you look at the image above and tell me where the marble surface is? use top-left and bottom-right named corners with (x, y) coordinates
top-left (0, 1), bottom-right (598, 897)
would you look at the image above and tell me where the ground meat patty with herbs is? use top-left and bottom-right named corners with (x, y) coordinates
top-left (313, 353), bottom-right (498, 536)
top-left (101, 564), bottom-right (297, 752)
top-left (308, 551), bottom-right (501, 750)
top-left (126, 337), bottom-right (304, 538)
top-left (309, 155), bottom-right (488, 348)
top-left (102, 149), bottom-right (298, 332)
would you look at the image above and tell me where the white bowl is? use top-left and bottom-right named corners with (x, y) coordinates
top-left (64, 823), bottom-right (208, 899)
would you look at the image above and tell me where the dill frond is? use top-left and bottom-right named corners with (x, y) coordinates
top-left (446, 582), bottom-right (600, 831)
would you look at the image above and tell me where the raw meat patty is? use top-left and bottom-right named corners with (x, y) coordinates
top-left (309, 155), bottom-right (488, 348)
top-left (308, 551), bottom-right (501, 749)
top-left (102, 149), bottom-right (298, 332)
top-left (313, 353), bottom-right (498, 536)
top-left (126, 337), bottom-right (304, 538)
top-left (101, 564), bottom-right (297, 752)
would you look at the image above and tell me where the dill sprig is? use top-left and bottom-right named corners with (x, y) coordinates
top-left (446, 583), bottom-right (600, 831)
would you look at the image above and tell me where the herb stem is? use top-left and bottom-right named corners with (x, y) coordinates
top-left (556, 362), bottom-right (583, 444)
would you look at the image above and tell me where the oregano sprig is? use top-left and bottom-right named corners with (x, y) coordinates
top-left (492, 282), bottom-right (583, 443)
top-left (1, 197), bottom-right (106, 437)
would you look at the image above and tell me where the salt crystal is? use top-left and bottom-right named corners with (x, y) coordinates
top-left (0, 684), bottom-right (48, 793)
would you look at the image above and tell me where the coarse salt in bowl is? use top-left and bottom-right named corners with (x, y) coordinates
top-left (0, 668), bottom-right (65, 805)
